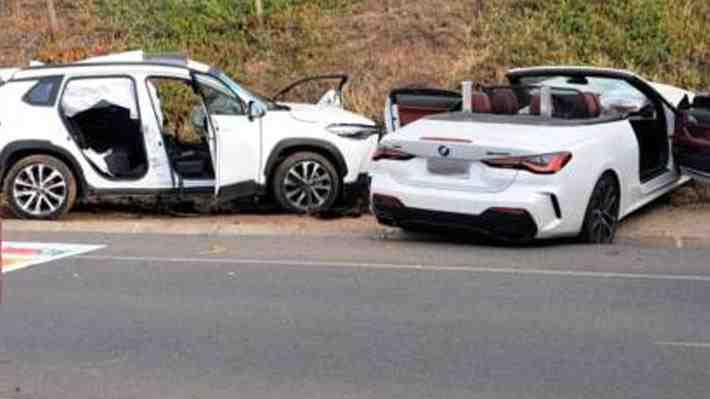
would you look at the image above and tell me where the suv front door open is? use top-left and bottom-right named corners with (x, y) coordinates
top-left (193, 73), bottom-right (262, 200)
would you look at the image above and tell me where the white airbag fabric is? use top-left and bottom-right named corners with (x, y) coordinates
top-left (62, 78), bottom-right (138, 118)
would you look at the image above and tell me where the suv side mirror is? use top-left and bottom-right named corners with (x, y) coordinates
top-left (247, 101), bottom-right (266, 122)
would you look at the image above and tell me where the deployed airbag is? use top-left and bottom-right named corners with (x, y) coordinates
top-left (62, 78), bottom-right (138, 118)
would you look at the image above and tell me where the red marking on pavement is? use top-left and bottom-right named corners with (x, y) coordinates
top-left (2, 248), bottom-right (42, 256)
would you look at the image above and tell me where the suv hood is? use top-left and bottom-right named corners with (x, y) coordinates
top-left (284, 102), bottom-right (375, 125)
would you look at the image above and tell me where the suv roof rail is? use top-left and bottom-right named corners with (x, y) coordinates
top-left (143, 52), bottom-right (188, 66)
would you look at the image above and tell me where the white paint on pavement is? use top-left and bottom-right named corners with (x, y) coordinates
top-left (1, 242), bottom-right (106, 273)
top-left (656, 341), bottom-right (710, 349)
top-left (77, 254), bottom-right (710, 283)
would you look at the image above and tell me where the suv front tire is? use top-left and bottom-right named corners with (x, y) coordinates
top-left (272, 151), bottom-right (340, 213)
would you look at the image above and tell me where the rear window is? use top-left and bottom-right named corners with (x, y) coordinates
top-left (22, 76), bottom-right (63, 106)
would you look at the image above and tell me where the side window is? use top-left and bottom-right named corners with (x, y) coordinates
top-left (147, 77), bottom-right (207, 145)
top-left (22, 76), bottom-right (63, 106)
top-left (195, 74), bottom-right (246, 116)
top-left (61, 77), bottom-right (139, 120)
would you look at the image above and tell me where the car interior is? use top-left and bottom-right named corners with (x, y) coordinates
top-left (471, 86), bottom-right (603, 119)
top-left (674, 95), bottom-right (710, 174)
top-left (389, 88), bottom-right (462, 127)
top-left (61, 78), bottom-right (148, 180)
top-left (628, 98), bottom-right (669, 182)
top-left (391, 75), bottom-right (673, 183)
top-left (390, 85), bottom-right (604, 129)
top-left (147, 78), bottom-right (214, 180)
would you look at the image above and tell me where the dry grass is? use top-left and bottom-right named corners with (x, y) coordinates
top-left (0, 0), bottom-right (116, 66)
top-left (316, 0), bottom-right (495, 118)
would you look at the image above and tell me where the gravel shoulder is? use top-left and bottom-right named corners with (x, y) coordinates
top-left (3, 200), bottom-right (710, 248)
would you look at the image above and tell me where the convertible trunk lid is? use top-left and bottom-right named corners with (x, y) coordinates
top-left (381, 113), bottom-right (593, 193)
top-left (388, 113), bottom-right (592, 159)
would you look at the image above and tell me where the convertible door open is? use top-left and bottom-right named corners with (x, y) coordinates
top-left (385, 88), bottom-right (461, 133)
top-left (675, 95), bottom-right (710, 183)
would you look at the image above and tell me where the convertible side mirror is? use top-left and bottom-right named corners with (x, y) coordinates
top-left (247, 101), bottom-right (266, 122)
top-left (629, 103), bottom-right (656, 120)
top-left (692, 94), bottom-right (710, 110)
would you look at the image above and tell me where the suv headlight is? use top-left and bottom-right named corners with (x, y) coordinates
top-left (326, 123), bottom-right (381, 139)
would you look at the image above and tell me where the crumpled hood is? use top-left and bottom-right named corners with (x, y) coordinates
top-left (284, 103), bottom-right (375, 126)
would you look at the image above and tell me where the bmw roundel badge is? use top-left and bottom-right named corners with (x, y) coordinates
top-left (438, 145), bottom-right (452, 158)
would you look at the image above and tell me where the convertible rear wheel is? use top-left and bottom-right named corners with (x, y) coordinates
top-left (273, 152), bottom-right (340, 213)
top-left (3, 155), bottom-right (77, 220)
top-left (579, 173), bottom-right (620, 244)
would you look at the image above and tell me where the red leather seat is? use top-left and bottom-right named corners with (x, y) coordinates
top-left (471, 91), bottom-right (492, 113)
top-left (529, 95), bottom-right (542, 115)
top-left (582, 92), bottom-right (602, 118)
top-left (490, 89), bottom-right (520, 115)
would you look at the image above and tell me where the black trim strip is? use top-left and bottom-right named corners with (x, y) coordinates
top-left (550, 194), bottom-right (562, 219)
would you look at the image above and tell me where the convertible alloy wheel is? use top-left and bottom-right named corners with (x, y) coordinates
top-left (4, 155), bottom-right (78, 220)
top-left (273, 152), bottom-right (340, 213)
top-left (580, 174), bottom-right (620, 244)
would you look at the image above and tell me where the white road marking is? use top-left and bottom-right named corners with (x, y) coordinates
top-left (1, 242), bottom-right (105, 274)
top-left (77, 254), bottom-right (710, 282)
top-left (656, 342), bottom-right (710, 349)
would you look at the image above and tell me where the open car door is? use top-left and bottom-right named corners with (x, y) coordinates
top-left (193, 73), bottom-right (262, 200)
top-left (385, 88), bottom-right (461, 133)
top-left (272, 74), bottom-right (348, 108)
top-left (675, 95), bottom-right (710, 183)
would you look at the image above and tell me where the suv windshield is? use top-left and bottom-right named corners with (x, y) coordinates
top-left (213, 71), bottom-right (282, 111)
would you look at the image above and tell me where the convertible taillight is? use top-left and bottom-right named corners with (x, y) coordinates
top-left (482, 152), bottom-right (572, 174)
top-left (372, 146), bottom-right (415, 161)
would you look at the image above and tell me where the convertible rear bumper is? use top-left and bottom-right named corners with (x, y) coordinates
top-left (372, 194), bottom-right (538, 241)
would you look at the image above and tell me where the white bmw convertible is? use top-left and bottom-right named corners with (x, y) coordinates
top-left (370, 67), bottom-right (710, 243)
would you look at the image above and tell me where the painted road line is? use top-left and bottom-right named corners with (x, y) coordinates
top-left (656, 342), bottom-right (710, 349)
top-left (1, 242), bottom-right (105, 274)
top-left (77, 254), bottom-right (710, 283)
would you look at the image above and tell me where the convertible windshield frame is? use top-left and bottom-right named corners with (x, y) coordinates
top-left (506, 68), bottom-right (680, 115)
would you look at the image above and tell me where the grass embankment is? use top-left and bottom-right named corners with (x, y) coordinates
top-left (5, 0), bottom-right (709, 118)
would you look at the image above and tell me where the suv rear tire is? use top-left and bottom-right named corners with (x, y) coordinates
top-left (272, 152), bottom-right (340, 213)
top-left (3, 155), bottom-right (78, 220)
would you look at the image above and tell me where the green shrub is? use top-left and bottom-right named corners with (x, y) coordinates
top-left (486, 0), bottom-right (710, 90)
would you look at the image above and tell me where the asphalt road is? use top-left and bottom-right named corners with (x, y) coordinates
top-left (2, 230), bottom-right (710, 399)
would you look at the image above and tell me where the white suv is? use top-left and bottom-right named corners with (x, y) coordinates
top-left (0, 52), bottom-right (379, 219)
